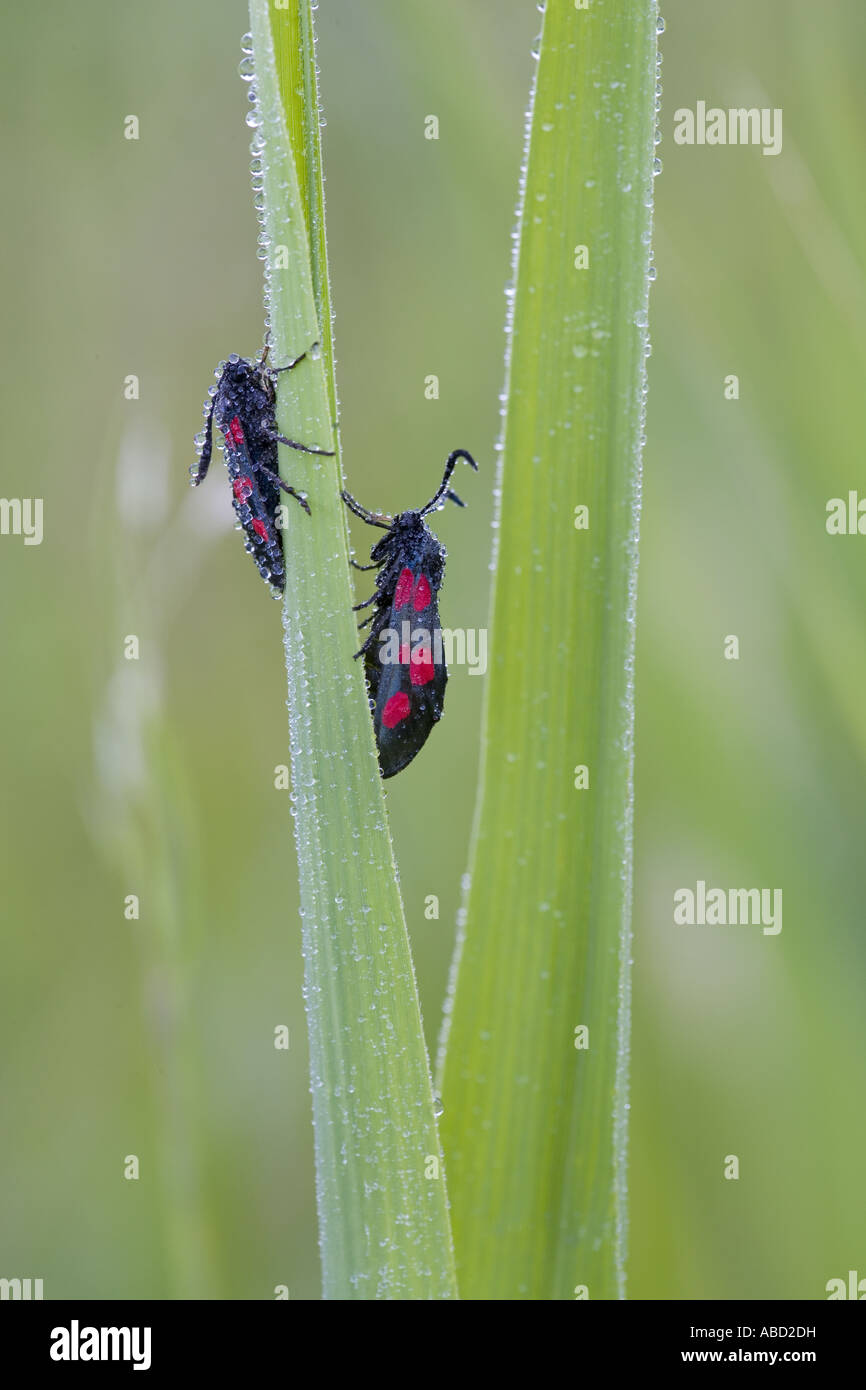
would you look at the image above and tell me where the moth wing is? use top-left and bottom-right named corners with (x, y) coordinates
top-left (220, 415), bottom-right (285, 589)
top-left (371, 593), bottom-right (447, 779)
top-left (363, 637), bottom-right (383, 709)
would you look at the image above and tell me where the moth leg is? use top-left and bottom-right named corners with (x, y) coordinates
top-left (350, 558), bottom-right (379, 571)
top-left (268, 341), bottom-right (320, 374)
top-left (264, 429), bottom-right (335, 458)
top-left (353, 630), bottom-right (380, 658)
top-left (351, 593), bottom-right (378, 612)
top-left (253, 461), bottom-right (312, 516)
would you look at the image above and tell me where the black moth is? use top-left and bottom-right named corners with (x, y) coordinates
top-left (191, 346), bottom-right (333, 594)
top-left (343, 449), bottom-right (478, 779)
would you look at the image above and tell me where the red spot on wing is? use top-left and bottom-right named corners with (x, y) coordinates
top-left (227, 415), bottom-right (245, 446)
top-left (233, 476), bottom-right (253, 502)
top-left (413, 574), bottom-right (432, 611)
top-left (252, 518), bottom-right (269, 543)
top-left (394, 567), bottom-right (414, 609)
top-left (382, 692), bottom-right (411, 728)
top-left (410, 647), bottom-right (435, 686)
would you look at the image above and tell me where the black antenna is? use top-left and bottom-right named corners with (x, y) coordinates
top-left (340, 490), bottom-right (392, 529)
top-left (419, 449), bottom-right (478, 516)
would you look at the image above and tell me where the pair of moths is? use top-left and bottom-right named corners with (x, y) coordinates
top-left (193, 351), bottom-right (477, 776)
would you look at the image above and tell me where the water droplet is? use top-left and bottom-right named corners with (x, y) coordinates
top-left (656, 15), bottom-right (666, 34)
top-left (240, 32), bottom-right (253, 55)
top-left (238, 56), bottom-right (255, 81)
top-left (652, 156), bottom-right (663, 176)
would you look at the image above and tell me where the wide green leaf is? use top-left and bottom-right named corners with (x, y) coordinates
top-left (439, 0), bottom-right (659, 1300)
top-left (248, 0), bottom-right (456, 1300)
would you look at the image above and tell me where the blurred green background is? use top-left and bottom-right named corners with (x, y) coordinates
top-left (1, 0), bottom-right (864, 1299)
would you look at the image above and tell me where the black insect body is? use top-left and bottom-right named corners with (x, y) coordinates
top-left (191, 348), bottom-right (333, 594)
top-left (342, 449), bottom-right (478, 778)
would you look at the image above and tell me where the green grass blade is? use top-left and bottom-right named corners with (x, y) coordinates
top-left (248, 0), bottom-right (456, 1300)
top-left (438, 0), bottom-right (659, 1301)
